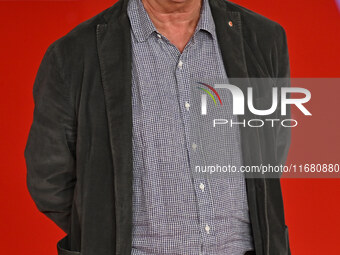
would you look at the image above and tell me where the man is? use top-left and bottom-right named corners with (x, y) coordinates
top-left (24, 0), bottom-right (291, 254)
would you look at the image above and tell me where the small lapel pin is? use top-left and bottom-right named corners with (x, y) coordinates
top-left (228, 21), bottom-right (233, 27)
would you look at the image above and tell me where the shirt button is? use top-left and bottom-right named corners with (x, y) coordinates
top-left (178, 60), bottom-right (183, 69)
top-left (156, 33), bottom-right (162, 39)
top-left (185, 101), bottom-right (190, 110)
top-left (192, 143), bottom-right (197, 151)
top-left (199, 183), bottom-right (205, 191)
top-left (205, 224), bottom-right (210, 234)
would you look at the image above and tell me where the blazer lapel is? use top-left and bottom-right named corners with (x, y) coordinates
top-left (209, 0), bottom-right (264, 167)
top-left (209, 0), bottom-right (248, 79)
top-left (209, 1), bottom-right (264, 254)
top-left (96, 2), bottom-right (133, 254)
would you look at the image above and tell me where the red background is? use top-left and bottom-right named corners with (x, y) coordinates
top-left (0, 0), bottom-right (339, 254)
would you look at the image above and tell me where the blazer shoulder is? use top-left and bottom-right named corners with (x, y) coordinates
top-left (45, 0), bottom-right (123, 57)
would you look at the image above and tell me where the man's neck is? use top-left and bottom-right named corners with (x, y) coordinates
top-left (141, 0), bottom-right (202, 52)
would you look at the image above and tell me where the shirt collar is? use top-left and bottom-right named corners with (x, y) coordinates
top-left (127, 0), bottom-right (216, 43)
top-left (196, 0), bottom-right (216, 39)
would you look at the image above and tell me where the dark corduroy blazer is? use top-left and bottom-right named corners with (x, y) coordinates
top-left (24, 0), bottom-right (291, 254)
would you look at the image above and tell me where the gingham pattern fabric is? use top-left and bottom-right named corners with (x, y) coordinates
top-left (127, 0), bottom-right (254, 254)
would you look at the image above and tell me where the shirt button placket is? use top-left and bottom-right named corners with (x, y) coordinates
top-left (177, 59), bottom-right (183, 69)
top-left (199, 182), bottom-right (205, 192)
top-left (185, 101), bottom-right (190, 111)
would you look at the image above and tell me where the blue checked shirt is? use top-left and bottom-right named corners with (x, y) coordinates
top-left (127, 0), bottom-right (254, 254)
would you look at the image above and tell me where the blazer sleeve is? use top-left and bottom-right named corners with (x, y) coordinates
top-left (24, 43), bottom-right (77, 233)
top-left (274, 25), bottom-right (291, 170)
